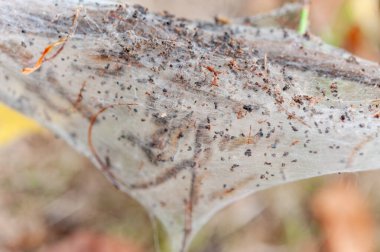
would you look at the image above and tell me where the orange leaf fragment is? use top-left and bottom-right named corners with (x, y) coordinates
top-left (22, 7), bottom-right (81, 75)
top-left (21, 37), bottom-right (67, 75)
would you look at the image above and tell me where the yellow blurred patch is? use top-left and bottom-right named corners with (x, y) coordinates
top-left (0, 103), bottom-right (43, 145)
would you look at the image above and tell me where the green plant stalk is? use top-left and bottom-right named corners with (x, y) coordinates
top-left (298, 4), bottom-right (310, 34)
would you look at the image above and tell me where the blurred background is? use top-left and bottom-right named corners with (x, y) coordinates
top-left (0, 0), bottom-right (379, 251)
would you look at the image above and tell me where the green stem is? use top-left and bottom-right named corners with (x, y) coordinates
top-left (298, 2), bottom-right (310, 35)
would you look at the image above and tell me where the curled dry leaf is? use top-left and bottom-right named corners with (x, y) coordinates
top-left (311, 180), bottom-right (375, 252)
top-left (0, 1), bottom-right (380, 251)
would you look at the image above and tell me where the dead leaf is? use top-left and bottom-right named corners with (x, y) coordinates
top-left (311, 179), bottom-right (375, 252)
